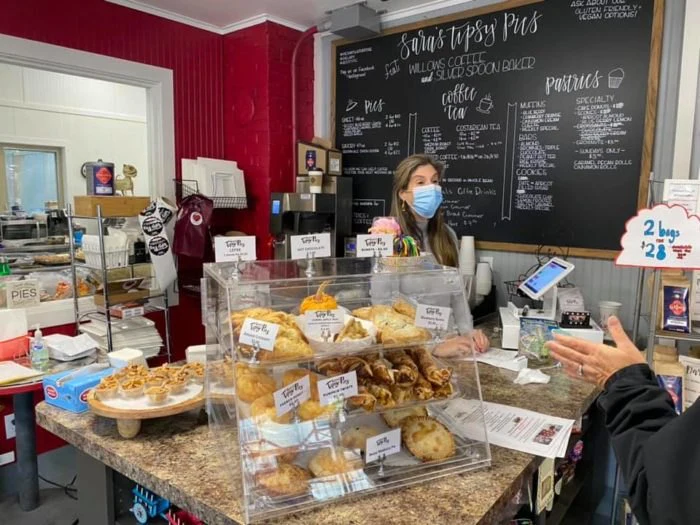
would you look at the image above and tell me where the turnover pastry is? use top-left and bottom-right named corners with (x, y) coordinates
top-left (382, 406), bottom-right (428, 428)
top-left (298, 400), bottom-right (337, 421)
top-left (257, 463), bottom-right (311, 497)
top-left (233, 307), bottom-right (313, 363)
top-left (341, 426), bottom-right (379, 451)
top-left (385, 350), bottom-right (419, 387)
top-left (282, 369), bottom-right (321, 402)
top-left (410, 347), bottom-right (452, 386)
top-left (335, 318), bottom-right (369, 342)
top-left (236, 363), bottom-right (276, 403)
top-left (250, 394), bottom-right (292, 424)
top-left (400, 416), bottom-right (455, 461)
top-left (308, 447), bottom-right (362, 478)
top-left (352, 305), bottom-right (430, 344)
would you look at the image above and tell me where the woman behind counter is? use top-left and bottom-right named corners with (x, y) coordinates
top-left (389, 154), bottom-right (489, 355)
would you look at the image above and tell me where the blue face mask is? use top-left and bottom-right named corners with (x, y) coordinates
top-left (410, 184), bottom-right (443, 219)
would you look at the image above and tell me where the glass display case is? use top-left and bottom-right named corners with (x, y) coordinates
top-left (203, 256), bottom-right (490, 524)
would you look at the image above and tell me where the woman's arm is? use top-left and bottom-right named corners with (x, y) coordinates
top-left (600, 364), bottom-right (700, 525)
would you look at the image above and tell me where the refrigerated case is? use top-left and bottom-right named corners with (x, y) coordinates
top-left (202, 256), bottom-right (490, 523)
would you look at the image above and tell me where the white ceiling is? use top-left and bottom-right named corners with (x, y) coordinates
top-left (106, 0), bottom-right (468, 33)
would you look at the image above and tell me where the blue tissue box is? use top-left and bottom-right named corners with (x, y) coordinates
top-left (43, 367), bottom-right (114, 413)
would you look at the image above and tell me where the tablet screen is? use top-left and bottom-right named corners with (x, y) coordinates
top-left (522, 260), bottom-right (570, 297)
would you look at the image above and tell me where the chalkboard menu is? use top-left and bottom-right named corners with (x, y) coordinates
top-left (334, 0), bottom-right (662, 257)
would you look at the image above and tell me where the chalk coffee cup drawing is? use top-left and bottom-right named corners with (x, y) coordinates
top-left (309, 170), bottom-right (324, 194)
top-left (598, 301), bottom-right (622, 333)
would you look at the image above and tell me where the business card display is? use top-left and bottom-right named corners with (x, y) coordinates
top-left (274, 375), bottom-right (311, 417)
top-left (239, 318), bottom-right (279, 351)
top-left (365, 428), bottom-right (402, 464)
top-left (415, 304), bottom-right (451, 331)
top-left (317, 371), bottom-right (358, 406)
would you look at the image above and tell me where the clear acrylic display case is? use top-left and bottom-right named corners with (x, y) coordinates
top-left (202, 257), bottom-right (490, 524)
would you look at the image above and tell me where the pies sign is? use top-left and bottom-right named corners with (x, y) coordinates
top-left (355, 234), bottom-right (394, 257)
top-left (365, 428), bottom-right (401, 464)
top-left (239, 318), bottom-right (279, 351)
top-left (317, 371), bottom-right (358, 406)
top-left (616, 204), bottom-right (700, 269)
top-left (273, 375), bottom-right (311, 418)
top-left (304, 309), bottom-right (345, 337)
top-left (415, 303), bottom-right (451, 332)
top-left (290, 233), bottom-right (332, 260)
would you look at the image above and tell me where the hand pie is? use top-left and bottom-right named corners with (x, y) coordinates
top-left (341, 426), bottom-right (379, 451)
top-left (250, 394), bottom-right (292, 424)
top-left (308, 447), bottom-right (362, 478)
top-left (335, 318), bottom-right (369, 342)
top-left (236, 366), bottom-right (277, 403)
top-left (298, 400), bottom-right (337, 421)
top-left (351, 305), bottom-right (430, 344)
top-left (400, 416), bottom-right (455, 461)
top-left (257, 463), bottom-right (311, 497)
top-left (282, 369), bottom-right (322, 402)
top-left (233, 308), bottom-right (313, 363)
top-left (382, 406), bottom-right (428, 428)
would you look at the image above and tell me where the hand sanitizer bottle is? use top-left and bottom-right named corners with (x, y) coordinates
top-left (30, 325), bottom-right (49, 371)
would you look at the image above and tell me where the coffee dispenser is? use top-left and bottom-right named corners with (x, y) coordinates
top-left (270, 177), bottom-right (352, 259)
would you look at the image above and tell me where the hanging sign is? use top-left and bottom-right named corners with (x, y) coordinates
top-left (616, 204), bottom-right (700, 269)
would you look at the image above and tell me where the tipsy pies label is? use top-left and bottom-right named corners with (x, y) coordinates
top-left (304, 309), bottom-right (345, 337)
top-left (365, 428), bottom-right (401, 464)
top-left (317, 371), bottom-right (358, 406)
top-left (148, 236), bottom-right (170, 257)
top-left (274, 375), bottom-right (311, 417)
top-left (239, 318), bottom-right (279, 351)
top-left (415, 304), bottom-right (452, 331)
top-left (141, 215), bottom-right (164, 236)
top-left (356, 234), bottom-right (393, 257)
top-left (290, 233), bottom-right (331, 260)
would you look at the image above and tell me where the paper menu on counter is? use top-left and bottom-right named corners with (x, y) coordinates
top-left (475, 348), bottom-right (528, 372)
top-left (442, 399), bottom-right (574, 458)
top-left (0, 361), bottom-right (43, 386)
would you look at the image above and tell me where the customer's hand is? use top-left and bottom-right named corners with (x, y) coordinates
top-left (433, 330), bottom-right (490, 357)
top-left (471, 329), bottom-right (490, 353)
top-left (545, 316), bottom-right (645, 387)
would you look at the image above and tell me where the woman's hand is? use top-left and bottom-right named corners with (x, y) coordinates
top-left (433, 330), bottom-right (490, 357)
top-left (545, 316), bottom-right (645, 387)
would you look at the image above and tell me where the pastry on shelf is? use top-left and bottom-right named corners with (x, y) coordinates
top-left (282, 369), bottom-right (322, 402)
top-left (165, 377), bottom-right (187, 395)
top-left (409, 347), bottom-right (452, 387)
top-left (385, 350), bottom-right (419, 387)
top-left (366, 354), bottom-right (395, 385)
top-left (400, 416), bottom-right (456, 462)
top-left (146, 386), bottom-right (169, 405)
top-left (257, 463), bottom-right (311, 497)
top-left (232, 308), bottom-right (313, 362)
top-left (341, 426), bottom-right (379, 451)
top-left (308, 447), bottom-right (362, 478)
top-left (120, 378), bottom-right (145, 399)
top-left (250, 394), bottom-right (292, 424)
top-left (351, 305), bottom-right (430, 344)
top-left (412, 372), bottom-right (434, 401)
top-left (335, 318), bottom-right (369, 342)
top-left (145, 374), bottom-right (165, 388)
top-left (298, 400), bottom-right (337, 421)
top-left (347, 386), bottom-right (377, 412)
top-left (236, 364), bottom-right (276, 403)
top-left (382, 406), bottom-right (428, 428)
top-left (432, 381), bottom-right (454, 399)
top-left (299, 280), bottom-right (337, 314)
top-left (95, 380), bottom-right (118, 400)
top-left (392, 299), bottom-right (417, 319)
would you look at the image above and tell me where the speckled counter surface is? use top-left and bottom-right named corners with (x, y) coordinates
top-left (36, 360), bottom-right (598, 525)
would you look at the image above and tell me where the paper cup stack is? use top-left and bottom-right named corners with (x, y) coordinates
top-left (459, 236), bottom-right (476, 276)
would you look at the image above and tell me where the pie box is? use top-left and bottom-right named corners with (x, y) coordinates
top-left (43, 367), bottom-right (115, 413)
top-left (93, 277), bottom-right (149, 307)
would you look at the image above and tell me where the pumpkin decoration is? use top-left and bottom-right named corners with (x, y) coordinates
top-left (300, 281), bottom-right (337, 314)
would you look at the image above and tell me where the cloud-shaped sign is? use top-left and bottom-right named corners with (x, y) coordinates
top-left (616, 204), bottom-right (700, 269)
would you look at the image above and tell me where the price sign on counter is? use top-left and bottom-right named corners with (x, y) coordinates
top-left (274, 375), bottom-right (310, 418)
top-left (356, 234), bottom-right (393, 257)
top-left (616, 204), bottom-right (700, 269)
top-left (239, 318), bottom-right (279, 351)
top-left (415, 304), bottom-right (452, 331)
top-left (304, 309), bottom-right (345, 337)
top-left (290, 233), bottom-right (331, 260)
top-left (365, 428), bottom-right (401, 464)
top-left (317, 371), bottom-right (358, 406)
top-left (214, 236), bottom-right (256, 262)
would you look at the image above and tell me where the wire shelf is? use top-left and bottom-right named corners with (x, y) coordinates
top-left (174, 179), bottom-right (247, 209)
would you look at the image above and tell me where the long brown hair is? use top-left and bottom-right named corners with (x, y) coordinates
top-left (389, 154), bottom-right (458, 267)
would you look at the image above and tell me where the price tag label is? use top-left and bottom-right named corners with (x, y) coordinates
top-left (214, 236), bottom-right (256, 262)
top-left (239, 318), bottom-right (279, 351)
top-left (317, 371), bottom-right (358, 406)
top-left (365, 428), bottom-right (401, 464)
top-left (6, 279), bottom-right (40, 309)
top-left (290, 233), bottom-right (332, 260)
top-left (355, 234), bottom-right (394, 257)
top-left (273, 375), bottom-right (311, 418)
top-left (617, 204), bottom-right (700, 269)
top-left (304, 309), bottom-right (345, 337)
top-left (415, 303), bottom-right (452, 331)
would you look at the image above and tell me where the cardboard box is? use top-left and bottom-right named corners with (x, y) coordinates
top-left (74, 196), bottom-right (151, 218)
top-left (327, 149), bottom-right (343, 176)
top-left (297, 142), bottom-right (327, 175)
top-left (109, 303), bottom-right (146, 319)
top-left (93, 289), bottom-right (150, 307)
top-left (43, 367), bottom-right (115, 413)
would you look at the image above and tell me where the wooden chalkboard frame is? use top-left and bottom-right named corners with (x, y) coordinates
top-left (332, 0), bottom-right (665, 260)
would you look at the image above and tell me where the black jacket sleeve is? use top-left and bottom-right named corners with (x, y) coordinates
top-left (598, 363), bottom-right (700, 525)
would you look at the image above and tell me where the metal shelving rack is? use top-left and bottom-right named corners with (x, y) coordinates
top-left (65, 203), bottom-right (172, 362)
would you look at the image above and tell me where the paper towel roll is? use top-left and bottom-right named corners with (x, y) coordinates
top-left (475, 262), bottom-right (492, 296)
top-left (459, 236), bottom-right (476, 276)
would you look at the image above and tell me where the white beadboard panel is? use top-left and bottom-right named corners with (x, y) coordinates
top-left (0, 107), bottom-right (15, 135)
top-left (0, 63), bottom-right (23, 102)
top-left (12, 107), bottom-right (67, 139)
top-left (478, 249), bottom-right (640, 329)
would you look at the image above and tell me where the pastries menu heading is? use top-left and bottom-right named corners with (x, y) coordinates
top-left (335, 0), bottom-right (657, 252)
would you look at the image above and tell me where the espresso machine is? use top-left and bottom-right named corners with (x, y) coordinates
top-left (270, 177), bottom-right (352, 259)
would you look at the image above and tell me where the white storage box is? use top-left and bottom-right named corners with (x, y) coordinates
top-left (82, 234), bottom-right (129, 269)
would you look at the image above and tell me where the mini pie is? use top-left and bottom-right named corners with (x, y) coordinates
top-left (382, 406), bottom-right (428, 428)
top-left (146, 386), bottom-right (169, 405)
top-left (257, 463), bottom-right (311, 497)
top-left (400, 416), bottom-right (455, 462)
top-left (340, 426), bottom-right (379, 451)
top-left (250, 394), bottom-right (292, 424)
top-left (165, 378), bottom-right (187, 395)
top-left (145, 374), bottom-right (165, 388)
top-left (308, 447), bottom-right (362, 478)
top-left (95, 382), bottom-right (118, 400)
top-left (120, 379), bottom-right (145, 399)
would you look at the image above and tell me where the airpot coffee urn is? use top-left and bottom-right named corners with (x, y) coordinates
top-left (270, 177), bottom-right (352, 259)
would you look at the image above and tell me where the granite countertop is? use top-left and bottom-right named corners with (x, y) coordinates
top-left (36, 360), bottom-right (598, 525)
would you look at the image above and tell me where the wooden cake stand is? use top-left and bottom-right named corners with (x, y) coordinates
top-left (87, 391), bottom-right (205, 438)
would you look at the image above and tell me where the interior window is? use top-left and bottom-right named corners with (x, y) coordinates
top-left (0, 145), bottom-right (62, 213)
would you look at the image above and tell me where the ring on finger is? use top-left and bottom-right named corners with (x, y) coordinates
top-left (577, 363), bottom-right (584, 377)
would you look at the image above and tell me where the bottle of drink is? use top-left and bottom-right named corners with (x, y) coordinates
top-left (30, 325), bottom-right (49, 371)
top-left (0, 256), bottom-right (10, 276)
